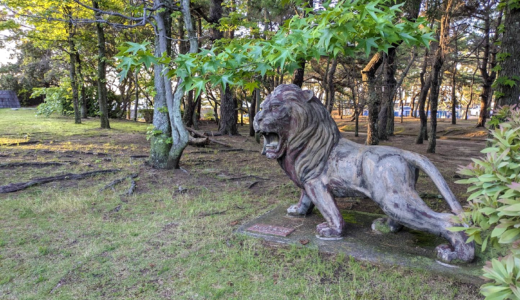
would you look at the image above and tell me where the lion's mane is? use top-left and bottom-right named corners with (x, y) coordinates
top-left (280, 87), bottom-right (341, 184)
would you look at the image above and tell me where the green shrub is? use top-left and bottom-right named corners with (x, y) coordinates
top-left (33, 86), bottom-right (73, 117)
top-left (456, 105), bottom-right (520, 299)
top-left (203, 110), bottom-right (216, 121)
top-left (139, 109), bottom-right (154, 123)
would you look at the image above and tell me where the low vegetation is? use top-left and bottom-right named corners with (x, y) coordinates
top-left (0, 110), bottom-right (482, 299)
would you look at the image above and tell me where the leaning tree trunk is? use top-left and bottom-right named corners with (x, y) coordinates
top-left (150, 0), bottom-right (197, 169)
top-left (495, 4), bottom-right (520, 107)
top-left (66, 7), bottom-right (81, 125)
top-left (360, 0), bottom-right (421, 144)
top-left (427, 0), bottom-right (453, 154)
top-left (93, 0), bottom-right (110, 129)
top-left (168, 0), bottom-right (199, 165)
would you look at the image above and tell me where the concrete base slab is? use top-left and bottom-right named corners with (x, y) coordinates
top-left (237, 206), bottom-right (484, 285)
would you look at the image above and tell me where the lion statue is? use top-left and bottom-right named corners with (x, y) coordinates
top-left (253, 84), bottom-right (474, 263)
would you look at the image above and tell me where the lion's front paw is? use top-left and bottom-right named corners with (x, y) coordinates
top-left (316, 222), bottom-right (343, 240)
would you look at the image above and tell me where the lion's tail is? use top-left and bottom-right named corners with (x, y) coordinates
top-left (404, 152), bottom-right (463, 215)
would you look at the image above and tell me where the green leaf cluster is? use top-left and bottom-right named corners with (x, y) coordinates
top-left (115, 41), bottom-right (156, 80)
top-left (32, 84), bottom-right (73, 117)
top-left (116, 0), bottom-right (434, 96)
top-left (481, 255), bottom-right (520, 299)
top-left (456, 105), bottom-right (520, 299)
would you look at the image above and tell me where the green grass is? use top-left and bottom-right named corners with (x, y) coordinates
top-left (0, 109), bottom-right (147, 143)
top-left (0, 110), bottom-right (481, 299)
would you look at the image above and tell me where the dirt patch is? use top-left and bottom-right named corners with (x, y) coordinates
top-left (0, 117), bottom-right (487, 215)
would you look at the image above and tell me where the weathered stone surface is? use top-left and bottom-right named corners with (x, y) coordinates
top-left (253, 84), bottom-right (475, 263)
top-left (247, 224), bottom-right (296, 237)
top-left (237, 206), bottom-right (484, 285)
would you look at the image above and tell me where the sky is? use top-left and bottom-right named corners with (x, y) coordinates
top-left (0, 30), bottom-right (17, 65)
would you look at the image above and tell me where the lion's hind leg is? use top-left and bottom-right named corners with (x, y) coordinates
top-left (378, 192), bottom-right (474, 263)
top-left (371, 217), bottom-right (403, 234)
top-left (287, 190), bottom-right (315, 216)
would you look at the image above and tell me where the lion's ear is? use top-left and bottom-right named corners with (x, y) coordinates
top-left (303, 90), bottom-right (314, 102)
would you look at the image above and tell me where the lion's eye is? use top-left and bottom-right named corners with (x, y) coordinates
top-left (271, 105), bottom-right (280, 110)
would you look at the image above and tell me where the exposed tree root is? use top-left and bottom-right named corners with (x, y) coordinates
top-left (247, 181), bottom-right (259, 189)
top-left (99, 173), bottom-right (138, 197)
top-left (0, 169), bottom-right (120, 193)
top-left (24, 150), bottom-right (109, 156)
top-left (188, 148), bottom-right (257, 154)
top-left (122, 175), bottom-right (138, 196)
top-left (0, 161), bottom-right (77, 168)
top-left (186, 127), bottom-right (232, 148)
top-left (2, 140), bottom-right (41, 146)
top-left (188, 135), bottom-right (210, 147)
top-left (198, 210), bottom-right (227, 217)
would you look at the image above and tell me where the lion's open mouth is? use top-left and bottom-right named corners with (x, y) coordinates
top-left (260, 132), bottom-right (283, 159)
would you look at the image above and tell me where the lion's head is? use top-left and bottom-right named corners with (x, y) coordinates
top-left (253, 84), bottom-right (340, 183)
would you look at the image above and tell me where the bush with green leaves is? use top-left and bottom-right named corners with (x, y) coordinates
top-left (32, 85), bottom-right (73, 117)
top-left (139, 109), bottom-right (154, 123)
top-left (456, 105), bottom-right (520, 299)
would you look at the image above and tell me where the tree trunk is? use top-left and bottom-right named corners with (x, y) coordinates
top-left (255, 88), bottom-right (261, 143)
top-left (326, 58), bottom-right (338, 113)
top-left (451, 36), bottom-right (458, 125)
top-left (291, 0), bottom-right (313, 87)
top-left (66, 7), bottom-right (81, 125)
top-left (451, 65), bottom-right (457, 124)
top-left (378, 48), bottom-right (397, 140)
top-left (150, 0), bottom-right (197, 169)
top-left (183, 90), bottom-right (195, 127)
top-left (476, 3), bottom-right (502, 127)
top-left (465, 69), bottom-right (477, 120)
top-left (362, 52), bottom-right (383, 145)
top-left (427, 0), bottom-right (454, 154)
top-left (350, 85), bottom-right (360, 137)
top-left (76, 51), bottom-right (88, 119)
top-left (150, 58), bottom-right (173, 168)
top-left (249, 89), bottom-right (256, 136)
top-left (400, 88), bottom-right (404, 123)
top-left (192, 94), bottom-right (201, 130)
top-left (209, 0), bottom-right (224, 41)
top-left (134, 70), bottom-right (139, 121)
top-left (495, 4), bottom-right (520, 107)
top-left (416, 48), bottom-right (431, 144)
top-left (218, 85), bottom-right (238, 135)
top-left (292, 61), bottom-right (306, 88)
top-left (93, 0), bottom-right (110, 129)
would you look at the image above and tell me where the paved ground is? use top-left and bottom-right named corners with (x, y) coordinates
top-left (237, 205), bottom-right (485, 285)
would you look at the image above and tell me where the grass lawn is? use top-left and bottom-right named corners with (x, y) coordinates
top-left (0, 109), bottom-right (481, 299)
